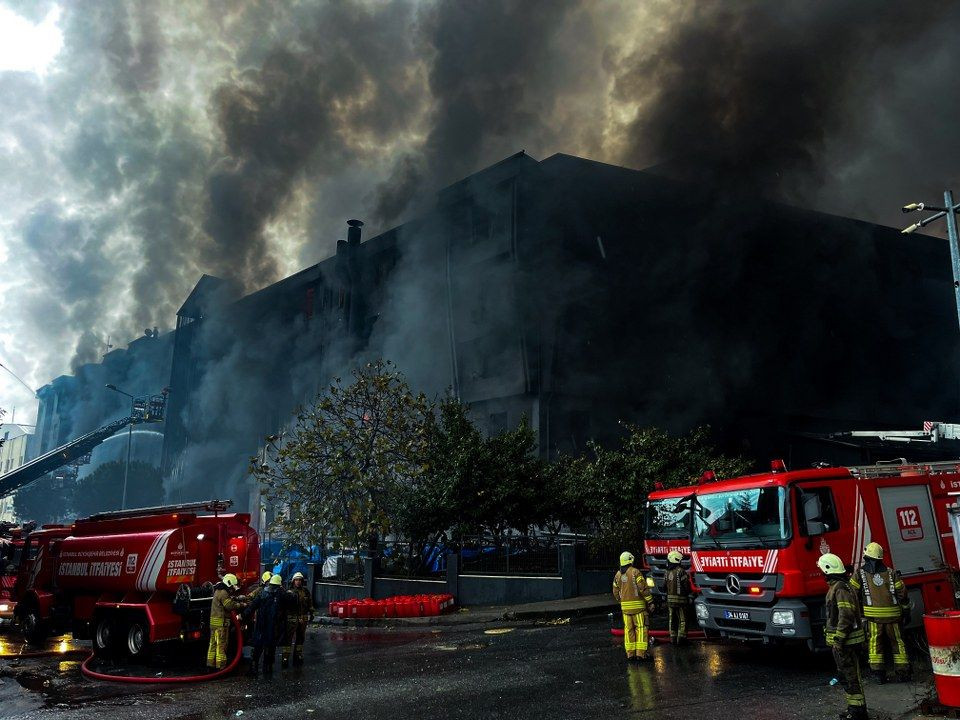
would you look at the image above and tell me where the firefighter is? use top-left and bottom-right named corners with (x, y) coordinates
top-left (282, 571), bottom-right (314, 667)
top-left (612, 551), bottom-right (655, 661)
top-left (206, 572), bottom-right (248, 670)
top-left (664, 550), bottom-right (690, 645)
top-left (248, 571), bottom-right (273, 600)
top-left (849, 541), bottom-right (910, 683)
top-left (818, 552), bottom-right (867, 720)
top-left (244, 573), bottom-right (286, 678)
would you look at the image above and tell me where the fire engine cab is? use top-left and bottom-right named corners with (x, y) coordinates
top-left (692, 460), bottom-right (957, 649)
top-left (644, 484), bottom-right (696, 597)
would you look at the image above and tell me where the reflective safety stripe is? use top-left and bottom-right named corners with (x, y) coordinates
top-left (210, 616), bottom-right (227, 628)
top-left (620, 600), bottom-right (647, 612)
top-left (836, 601), bottom-right (856, 609)
top-left (827, 629), bottom-right (865, 645)
top-left (863, 606), bottom-right (901, 618)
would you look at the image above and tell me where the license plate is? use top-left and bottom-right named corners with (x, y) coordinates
top-left (723, 610), bottom-right (750, 621)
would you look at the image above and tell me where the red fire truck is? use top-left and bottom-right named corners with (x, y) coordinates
top-left (691, 460), bottom-right (957, 649)
top-left (12, 501), bottom-right (260, 657)
top-left (644, 484), bottom-right (697, 596)
top-left (0, 524), bottom-right (27, 624)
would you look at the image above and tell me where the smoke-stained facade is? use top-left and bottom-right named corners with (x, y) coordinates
top-left (138, 151), bottom-right (958, 516)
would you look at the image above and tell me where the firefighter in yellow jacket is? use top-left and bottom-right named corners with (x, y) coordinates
top-left (849, 542), bottom-right (910, 683)
top-left (664, 550), bottom-right (691, 645)
top-left (819, 553), bottom-right (867, 720)
top-left (613, 551), bottom-right (655, 661)
top-left (282, 571), bottom-right (314, 667)
top-left (206, 573), bottom-right (248, 670)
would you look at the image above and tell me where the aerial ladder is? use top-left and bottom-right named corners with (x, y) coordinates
top-left (0, 391), bottom-right (167, 498)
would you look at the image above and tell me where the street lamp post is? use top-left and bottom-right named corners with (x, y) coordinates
top-left (105, 384), bottom-right (134, 510)
top-left (901, 191), bottom-right (960, 331)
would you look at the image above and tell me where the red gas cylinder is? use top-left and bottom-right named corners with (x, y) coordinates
top-left (925, 610), bottom-right (960, 707)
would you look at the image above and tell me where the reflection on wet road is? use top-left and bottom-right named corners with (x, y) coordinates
top-left (0, 620), bottom-right (929, 720)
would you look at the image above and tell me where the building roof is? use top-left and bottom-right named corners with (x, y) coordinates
top-left (0, 423), bottom-right (35, 439)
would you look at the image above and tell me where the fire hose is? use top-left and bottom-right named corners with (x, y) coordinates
top-left (80, 612), bottom-right (244, 684)
top-left (610, 628), bottom-right (707, 640)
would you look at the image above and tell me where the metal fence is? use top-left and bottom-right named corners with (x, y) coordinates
top-left (574, 541), bottom-right (628, 572)
top-left (377, 540), bottom-right (446, 578)
top-left (457, 537), bottom-right (560, 575)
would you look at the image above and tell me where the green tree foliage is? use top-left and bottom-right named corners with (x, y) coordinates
top-left (566, 423), bottom-right (752, 545)
top-left (13, 460), bottom-right (164, 523)
top-left (252, 360), bottom-right (432, 554)
top-left (72, 460), bottom-right (164, 517)
top-left (395, 399), bottom-right (542, 548)
top-left (252, 359), bottom-right (751, 563)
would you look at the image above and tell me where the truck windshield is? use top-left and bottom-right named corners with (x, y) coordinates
top-left (646, 498), bottom-right (691, 539)
top-left (692, 486), bottom-right (790, 548)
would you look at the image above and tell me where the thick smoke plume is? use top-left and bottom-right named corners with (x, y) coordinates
top-left (3, 0), bottom-right (960, 499)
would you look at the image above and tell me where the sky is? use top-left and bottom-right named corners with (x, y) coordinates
top-left (1, 0), bottom-right (959, 426)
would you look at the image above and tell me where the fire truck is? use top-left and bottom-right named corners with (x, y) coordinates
top-left (0, 523), bottom-right (29, 624)
top-left (644, 484), bottom-right (697, 596)
top-left (12, 500), bottom-right (260, 657)
top-left (691, 460), bottom-right (957, 649)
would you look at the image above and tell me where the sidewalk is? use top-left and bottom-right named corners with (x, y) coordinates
top-left (314, 593), bottom-right (619, 628)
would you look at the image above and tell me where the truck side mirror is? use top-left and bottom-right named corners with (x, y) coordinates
top-left (802, 492), bottom-right (825, 536)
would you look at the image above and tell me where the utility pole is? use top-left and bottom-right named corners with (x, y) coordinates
top-left (902, 191), bottom-right (960, 330)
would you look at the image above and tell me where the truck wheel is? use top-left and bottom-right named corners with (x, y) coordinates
top-left (21, 605), bottom-right (47, 645)
top-left (126, 619), bottom-right (150, 659)
top-left (94, 617), bottom-right (115, 655)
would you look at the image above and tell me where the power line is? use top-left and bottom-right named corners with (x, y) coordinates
top-left (0, 360), bottom-right (36, 397)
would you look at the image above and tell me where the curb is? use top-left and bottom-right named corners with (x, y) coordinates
top-left (312, 603), bottom-right (618, 629)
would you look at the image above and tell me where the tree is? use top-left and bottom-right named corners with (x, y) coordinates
top-left (571, 424), bottom-right (751, 546)
top-left (73, 460), bottom-right (164, 517)
top-left (253, 360), bottom-right (432, 555)
top-left (393, 398), bottom-right (544, 549)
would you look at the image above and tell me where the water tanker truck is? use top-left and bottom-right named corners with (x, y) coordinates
top-left (12, 500), bottom-right (260, 658)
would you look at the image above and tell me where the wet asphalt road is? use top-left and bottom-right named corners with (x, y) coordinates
top-left (0, 620), bottom-right (940, 720)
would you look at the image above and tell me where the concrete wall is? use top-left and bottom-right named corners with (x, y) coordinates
top-left (456, 574), bottom-right (563, 605)
top-left (372, 577), bottom-right (446, 599)
top-left (315, 545), bottom-right (612, 610)
top-left (577, 570), bottom-right (612, 597)
top-left (314, 581), bottom-right (364, 607)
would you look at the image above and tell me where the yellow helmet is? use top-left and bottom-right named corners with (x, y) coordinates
top-left (864, 542), bottom-right (884, 560)
top-left (269, 573), bottom-right (283, 586)
top-left (667, 550), bottom-right (684, 564)
top-left (222, 573), bottom-right (239, 589)
top-left (292, 571), bottom-right (305, 581)
top-left (619, 551), bottom-right (634, 566)
top-left (816, 553), bottom-right (845, 576)
top-left (261, 571), bottom-right (273, 583)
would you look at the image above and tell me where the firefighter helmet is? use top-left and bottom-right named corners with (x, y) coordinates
top-left (269, 573), bottom-right (283, 586)
top-left (261, 571), bottom-right (273, 583)
top-left (864, 542), bottom-right (884, 560)
top-left (619, 551), bottom-right (634, 566)
top-left (292, 571), bottom-right (305, 581)
top-left (816, 553), bottom-right (845, 576)
top-left (222, 573), bottom-right (239, 589)
top-left (667, 550), bottom-right (683, 565)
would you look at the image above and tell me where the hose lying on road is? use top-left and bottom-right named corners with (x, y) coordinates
top-left (610, 628), bottom-right (707, 640)
top-left (80, 612), bottom-right (244, 684)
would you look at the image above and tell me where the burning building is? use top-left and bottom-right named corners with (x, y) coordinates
top-left (31, 151), bottom-right (960, 519)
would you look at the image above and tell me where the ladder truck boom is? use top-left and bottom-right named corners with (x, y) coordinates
top-left (0, 390), bottom-right (167, 498)
top-left (829, 421), bottom-right (960, 444)
top-left (0, 416), bottom-right (134, 497)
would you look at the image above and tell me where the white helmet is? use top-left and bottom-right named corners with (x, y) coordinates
top-left (222, 573), bottom-right (239, 589)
